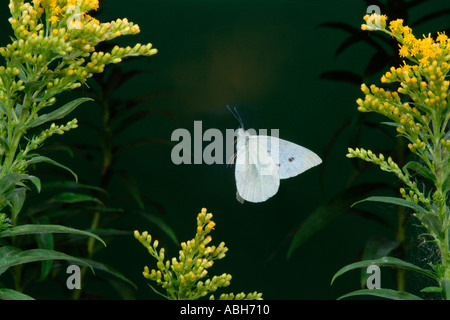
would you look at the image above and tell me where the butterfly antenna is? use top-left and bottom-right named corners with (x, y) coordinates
top-left (227, 105), bottom-right (244, 129)
top-left (227, 151), bottom-right (238, 167)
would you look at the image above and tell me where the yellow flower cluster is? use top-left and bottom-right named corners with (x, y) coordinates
top-left (1, 0), bottom-right (157, 109)
top-left (357, 14), bottom-right (450, 154)
top-left (362, 14), bottom-right (450, 67)
top-left (135, 208), bottom-right (263, 300)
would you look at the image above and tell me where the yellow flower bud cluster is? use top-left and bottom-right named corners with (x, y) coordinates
top-left (211, 291), bottom-right (263, 300)
top-left (135, 208), bottom-right (262, 300)
top-left (347, 148), bottom-right (430, 208)
top-left (27, 118), bottom-right (78, 148)
top-left (361, 14), bottom-right (387, 31)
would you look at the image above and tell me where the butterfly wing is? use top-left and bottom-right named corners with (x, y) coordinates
top-left (235, 131), bottom-right (280, 203)
top-left (254, 136), bottom-right (322, 179)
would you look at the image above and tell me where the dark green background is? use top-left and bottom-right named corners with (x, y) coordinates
top-left (1, 0), bottom-right (449, 299)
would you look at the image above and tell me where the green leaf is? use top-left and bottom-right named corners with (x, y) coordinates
top-left (0, 173), bottom-right (28, 197)
top-left (27, 156), bottom-right (78, 182)
top-left (331, 256), bottom-right (437, 285)
top-left (9, 187), bottom-right (26, 219)
top-left (0, 101), bottom-right (7, 116)
top-left (0, 174), bottom-right (40, 213)
top-left (352, 196), bottom-right (429, 215)
top-left (26, 97), bottom-right (92, 128)
top-left (0, 288), bottom-right (35, 300)
top-left (443, 173), bottom-right (450, 194)
top-left (24, 79), bottom-right (50, 92)
top-left (0, 246), bottom-right (21, 276)
top-left (421, 286), bottom-right (442, 293)
top-left (27, 175), bottom-right (41, 193)
top-left (337, 288), bottom-right (423, 300)
top-left (43, 180), bottom-right (105, 194)
top-left (0, 224), bottom-right (106, 247)
top-left (34, 218), bottom-right (54, 281)
top-left (420, 214), bottom-right (444, 239)
top-left (0, 249), bottom-right (94, 274)
top-left (381, 121), bottom-right (402, 128)
top-left (72, 258), bottom-right (136, 289)
top-left (49, 192), bottom-right (104, 206)
top-left (403, 161), bottom-right (435, 183)
top-left (360, 237), bottom-right (400, 287)
top-left (442, 279), bottom-right (450, 300)
top-left (85, 228), bottom-right (130, 237)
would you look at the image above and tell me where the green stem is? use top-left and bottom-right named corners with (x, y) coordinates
top-left (396, 138), bottom-right (406, 292)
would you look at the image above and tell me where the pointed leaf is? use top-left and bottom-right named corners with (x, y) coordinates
top-left (0, 101), bottom-right (7, 116)
top-left (0, 288), bottom-right (35, 300)
top-left (0, 173), bottom-right (28, 196)
top-left (360, 237), bottom-right (400, 287)
top-left (420, 214), bottom-right (443, 239)
top-left (403, 161), bottom-right (435, 183)
top-left (24, 79), bottom-right (50, 92)
top-left (331, 256), bottom-right (437, 285)
top-left (33, 217), bottom-right (54, 282)
top-left (43, 180), bottom-right (105, 194)
top-left (0, 246), bottom-right (21, 276)
top-left (9, 187), bottom-right (26, 219)
top-left (0, 224), bottom-right (106, 246)
top-left (352, 196), bottom-right (429, 215)
top-left (443, 172), bottom-right (450, 193)
top-left (338, 288), bottom-right (423, 300)
top-left (72, 258), bottom-right (136, 289)
top-left (26, 97), bottom-right (92, 128)
top-left (27, 175), bottom-right (41, 192)
top-left (36, 234), bottom-right (54, 281)
top-left (49, 192), bottom-right (104, 206)
top-left (421, 286), bottom-right (442, 293)
top-left (0, 249), bottom-right (94, 274)
top-left (27, 156), bottom-right (78, 182)
top-left (442, 279), bottom-right (450, 300)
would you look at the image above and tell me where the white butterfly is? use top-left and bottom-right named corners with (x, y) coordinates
top-left (234, 127), bottom-right (322, 203)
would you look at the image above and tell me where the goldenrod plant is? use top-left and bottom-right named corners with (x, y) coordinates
top-left (331, 14), bottom-right (450, 300)
top-left (0, 0), bottom-right (156, 299)
top-left (135, 208), bottom-right (263, 300)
